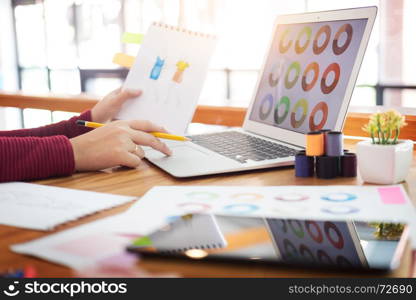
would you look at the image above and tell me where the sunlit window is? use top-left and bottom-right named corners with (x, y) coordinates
top-left (2, 0), bottom-right (416, 127)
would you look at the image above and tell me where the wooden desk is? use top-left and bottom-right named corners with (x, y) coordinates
top-left (0, 140), bottom-right (415, 277)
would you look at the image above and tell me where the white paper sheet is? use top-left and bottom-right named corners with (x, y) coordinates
top-left (0, 182), bottom-right (135, 230)
top-left (116, 23), bottom-right (217, 134)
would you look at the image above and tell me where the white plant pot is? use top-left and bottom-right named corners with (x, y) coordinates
top-left (357, 139), bottom-right (413, 184)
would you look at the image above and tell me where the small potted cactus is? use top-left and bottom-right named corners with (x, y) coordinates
top-left (357, 110), bottom-right (413, 184)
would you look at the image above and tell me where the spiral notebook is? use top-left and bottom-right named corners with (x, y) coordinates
top-left (130, 214), bottom-right (227, 251)
top-left (117, 22), bottom-right (217, 134)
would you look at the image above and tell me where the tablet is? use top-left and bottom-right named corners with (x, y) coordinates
top-left (127, 214), bottom-right (408, 271)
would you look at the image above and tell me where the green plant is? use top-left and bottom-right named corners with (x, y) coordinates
top-left (362, 110), bottom-right (407, 145)
top-left (369, 222), bottom-right (405, 240)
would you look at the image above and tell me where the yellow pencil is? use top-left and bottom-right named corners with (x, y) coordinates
top-left (76, 120), bottom-right (190, 141)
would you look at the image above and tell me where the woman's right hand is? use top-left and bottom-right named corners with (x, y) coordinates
top-left (69, 120), bottom-right (172, 171)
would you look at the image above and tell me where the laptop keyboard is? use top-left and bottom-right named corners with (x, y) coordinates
top-left (188, 131), bottom-right (298, 164)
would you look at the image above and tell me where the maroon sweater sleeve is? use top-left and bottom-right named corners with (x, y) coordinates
top-left (0, 110), bottom-right (93, 138)
top-left (0, 136), bottom-right (75, 182)
top-left (0, 110), bottom-right (94, 182)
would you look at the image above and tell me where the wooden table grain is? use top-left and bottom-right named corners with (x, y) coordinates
top-left (1, 140), bottom-right (415, 277)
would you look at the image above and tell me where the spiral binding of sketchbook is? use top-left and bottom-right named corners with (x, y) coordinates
top-left (151, 22), bottom-right (217, 40)
top-left (132, 214), bottom-right (227, 251)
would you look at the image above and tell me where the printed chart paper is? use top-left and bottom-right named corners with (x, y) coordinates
top-left (117, 23), bottom-right (217, 134)
top-left (0, 182), bottom-right (135, 230)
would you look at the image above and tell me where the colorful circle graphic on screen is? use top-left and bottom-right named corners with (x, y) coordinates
top-left (333, 23), bottom-right (353, 55)
top-left (295, 26), bottom-right (312, 54)
top-left (324, 222), bottom-right (344, 249)
top-left (321, 63), bottom-right (340, 94)
top-left (299, 244), bottom-right (315, 263)
top-left (302, 62), bottom-right (319, 91)
top-left (336, 255), bottom-right (353, 267)
top-left (309, 101), bottom-right (328, 131)
top-left (279, 28), bottom-right (292, 53)
top-left (273, 96), bottom-right (290, 124)
top-left (178, 202), bottom-right (211, 213)
top-left (317, 250), bottom-right (333, 265)
top-left (321, 205), bottom-right (360, 215)
top-left (305, 221), bottom-right (323, 243)
top-left (268, 62), bottom-right (283, 87)
top-left (222, 203), bottom-right (259, 215)
top-left (284, 62), bottom-right (301, 89)
top-left (313, 25), bottom-right (331, 55)
top-left (283, 238), bottom-right (298, 260)
top-left (321, 193), bottom-right (357, 202)
top-left (274, 193), bottom-right (309, 202)
top-left (290, 98), bottom-right (308, 128)
top-left (259, 94), bottom-right (274, 120)
top-left (288, 220), bottom-right (304, 238)
top-left (186, 191), bottom-right (219, 201)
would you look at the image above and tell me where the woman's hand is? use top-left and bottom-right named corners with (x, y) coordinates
top-left (91, 88), bottom-right (142, 123)
top-left (69, 120), bottom-right (172, 171)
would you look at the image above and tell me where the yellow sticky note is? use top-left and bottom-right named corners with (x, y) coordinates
top-left (112, 53), bottom-right (135, 68)
top-left (122, 32), bottom-right (144, 44)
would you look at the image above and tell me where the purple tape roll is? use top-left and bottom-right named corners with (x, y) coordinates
top-left (295, 151), bottom-right (314, 177)
top-left (325, 131), bottom-right (343, 157)
top-left (341, 153), bottom-right (357, 177)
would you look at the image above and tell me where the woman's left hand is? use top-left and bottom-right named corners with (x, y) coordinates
top-left (91, 88), bottom-right (142, 123)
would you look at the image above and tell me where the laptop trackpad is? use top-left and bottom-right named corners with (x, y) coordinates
top-left (145, 145), bottom-right (210, 161)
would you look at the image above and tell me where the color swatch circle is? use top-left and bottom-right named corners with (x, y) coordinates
top-left (269, 62), bottom-right (283, 87)
top-left (279, 28), bottom-right (292, 53)
top-left (302, 62), bottom-right (319, 91)
top-left (288, 220), bottom-right (304, 238)
top-left (321, 63), bottom-right (340, 94)
top-left (333, 23), bottom-right (353, 55)
top-left (283, 238), bottom-right (298, 260)
top-left (290, 98), bottom-right (308, 128)
top-left (186, 191), bottom-right (219, 201)
top-left (317, 250), bottom-right (333, 265)
top-left (321, 193), bottom-right (357, 202)
top-left (274, 193), bottom-right (309, 202)
top-left (222, 203), bottom-right (259, 215)
top-left (321, 205), bottom-right (360, 215)
top-left (313, 25), bottom-right (331, 55)
top-left (284, 61), bottom-right (301, 89)
top-left (230, 193), bottom-right (264, 201)
top-left (259, 94), bottom-right (274, 120)
top-left (309, 102), bottom-right (328, 131)
top-left (274, 96), bottom-right (290, 124)
top-left (299, 244), bottom-right (315, 263)
top-left (305, 221), bottom-right (323, 243)
top-left (178, 202), bottom-right (211, 213)
top-left (324, 222), bottom-right (344, 249)
top-left (295, 26), bottom-right (312, 54)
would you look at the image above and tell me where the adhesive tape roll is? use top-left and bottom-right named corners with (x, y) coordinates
top-left (316, 156), bottom-right (339, 179)
top-left (306, 131), bottom-right (324, 156)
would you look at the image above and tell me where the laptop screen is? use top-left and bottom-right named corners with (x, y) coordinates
top-left (249, 18), bottom-right (368, 134)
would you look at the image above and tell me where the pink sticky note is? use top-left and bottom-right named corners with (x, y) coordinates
top-left (378, 186), bottom-right (407, 204)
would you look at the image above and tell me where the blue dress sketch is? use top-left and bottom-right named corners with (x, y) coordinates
top-left (149, 56), bottom-right (165, 80)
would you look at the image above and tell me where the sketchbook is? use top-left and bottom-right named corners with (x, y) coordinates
top-left (116, 22), bottom-right (217, 135)
top-left (0, 182), bottom-right (135, 230)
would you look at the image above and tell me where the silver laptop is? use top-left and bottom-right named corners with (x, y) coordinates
top-left (145, 7), bottom-right (377, 177)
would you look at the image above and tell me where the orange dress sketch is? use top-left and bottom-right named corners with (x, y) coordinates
top-left (172, 61), bottom-right (190, 83)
